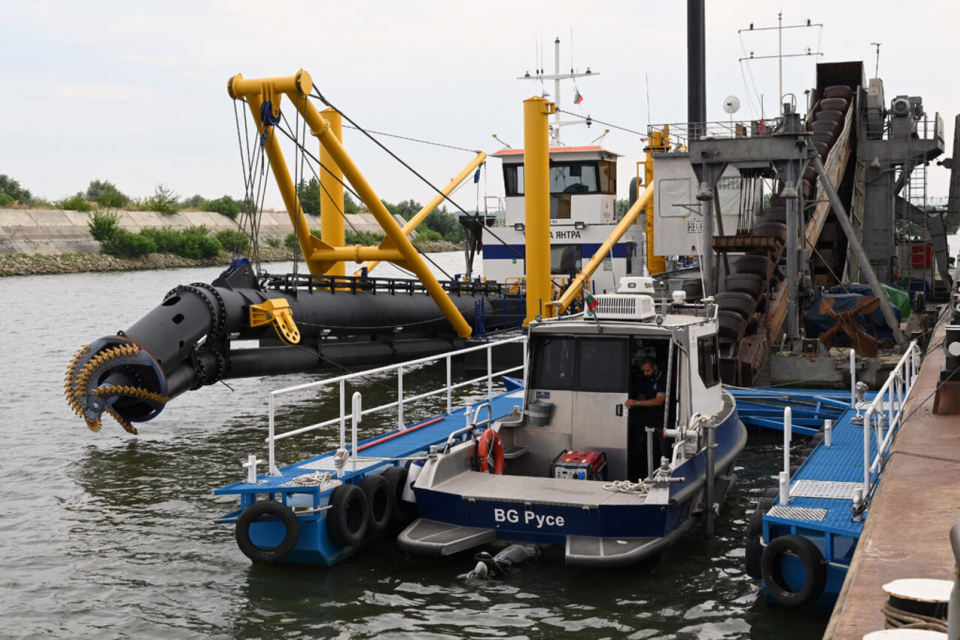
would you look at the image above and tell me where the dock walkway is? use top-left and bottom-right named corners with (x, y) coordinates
top-left (825, 313), bottom-right (959, 639)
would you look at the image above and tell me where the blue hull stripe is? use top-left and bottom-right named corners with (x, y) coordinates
top-left (483, 244), bottom-right (632, 260)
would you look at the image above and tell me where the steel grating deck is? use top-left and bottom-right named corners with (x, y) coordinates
top-left (217, 391), bottom-right (526, 495)
top-left (765, 390), bottom-right (881, 537)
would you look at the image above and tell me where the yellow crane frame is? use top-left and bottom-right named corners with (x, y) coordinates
top-left (227, 69), bottom-right (474, 337)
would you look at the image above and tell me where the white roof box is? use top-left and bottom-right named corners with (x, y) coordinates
top-left (593, 294), bottom-right (656, 321)
top-left (617, 277), bottom-right (656, 295)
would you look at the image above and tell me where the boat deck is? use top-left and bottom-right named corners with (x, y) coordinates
top-left (434, 472), bottom-right (648, 507)
top-left (765, 389), bottom-right (879, 539)
top-left (215, 391), bottom-right (526, 496)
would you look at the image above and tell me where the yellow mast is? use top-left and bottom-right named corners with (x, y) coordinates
top-left (523, 96), bottom-right (556, 325)
top-left (319, 108), bottom-right (345, 277)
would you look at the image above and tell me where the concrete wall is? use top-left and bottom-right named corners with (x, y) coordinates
top-left (0, 209), bottom-right (409, 255)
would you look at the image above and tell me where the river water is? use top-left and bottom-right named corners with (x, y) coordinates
top-left (0, 253), bottom-right (829, 639)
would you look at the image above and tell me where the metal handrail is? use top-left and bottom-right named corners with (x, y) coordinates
top-left (862, 341), bottom-right (922, 493)
top-left (261, 335), bottom-right (528, 475)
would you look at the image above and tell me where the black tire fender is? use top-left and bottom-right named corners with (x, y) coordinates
top-left (382, 465), bottom-right (416, 523)
top-left (235, 500), bottom-right (299, 564)
top-left (745, 508), bottom-right (765, 579)
top-left (359, 474), bottom-right (394, 536)
top-left (326, 484), bottom-right (369, 547)
top-left (761, 534), bottom-right (828, 607)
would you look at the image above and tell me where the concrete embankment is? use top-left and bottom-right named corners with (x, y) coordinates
top-left (0, 208), bottom-right (456, 276)
top-left (824, 308), bottom-right (959, 639)
top-left (0, 208), bottom-right (410, 256)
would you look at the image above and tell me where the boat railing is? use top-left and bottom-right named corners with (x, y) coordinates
top-left (261, 334), bottom-right (528, 475)
top-left (862, 340), bottom-right (923, 495)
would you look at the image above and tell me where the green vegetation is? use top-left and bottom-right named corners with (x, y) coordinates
top-left (215, 229), bottom-right (250, 253)
top-left (0, 175), bottom-right (32, 205)
top-left (296, 177), bottom-right (360, 215)
top-left (85, 180), bottom-right (129, 208)
top-left (57, 192), bottom-right (93, 212)
top-left (265, 236), bottom-right (282, 248)
top-left (145, 183), bottom-right (180, 215)
top-left (87, 209), bottom-right (226, 259)
top-left (206, 195), bottom-right (242, 219)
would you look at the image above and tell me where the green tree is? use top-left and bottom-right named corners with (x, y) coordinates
top-left (207, 195), bottom-right (242, 219)
top-left (57, 192), bottom-right (93, 212)
top-left (296, 178), bottom-right (321, 215)
top-left (394, 199), bottom-right (422, 221)
top-left (0, 175), bottom-right (32, 204)
top-left (85, 180), bottom-right (129, 208)
top-left (616, 199), bottom-right (630, 219)
top-left (344, 191), bottom-right (359, 213)
top-left (147, 183), bottom-right (180, 215)
top-left (180, 194), bottom-right (207, 209)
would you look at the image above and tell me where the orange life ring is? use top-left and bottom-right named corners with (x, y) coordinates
top-left (476, 428), bottom-right (505, 475)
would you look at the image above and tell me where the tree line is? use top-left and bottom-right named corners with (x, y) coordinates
top-left (2, 174), bottom-right (468, 243)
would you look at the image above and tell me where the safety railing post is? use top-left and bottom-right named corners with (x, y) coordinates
top-left (446, 355), bottom-right (452, 415)
top-left (864, 407), bottom-right (873, 494)
top-left (783, 406), bottom-right (792, 477)
top-left (351, 392), bottom-right (361, 473)
top-left (339, 379), bottom-right (346, 450)
top-left (268, 394), bottom-right (279, 475)
top-left (850, 348), bottom-right (857, 406)
top-left (398, 365), bottom-right (404, 430)
top-left (487, 344), bottom-right (493, 401)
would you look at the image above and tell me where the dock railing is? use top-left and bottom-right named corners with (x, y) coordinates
top-left (261, 335), bottom-right (528, 475)
top-left (862, 340), bottom-right (923, 496)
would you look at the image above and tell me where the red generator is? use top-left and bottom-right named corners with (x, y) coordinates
top-left (550, 450), bottom-right (607, 481)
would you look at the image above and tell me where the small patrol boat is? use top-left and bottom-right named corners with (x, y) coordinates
top-left (398, 277), bottom-right (747, 567)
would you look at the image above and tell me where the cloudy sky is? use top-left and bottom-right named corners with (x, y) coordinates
top-left (2, 0), bottom-right (956, 210)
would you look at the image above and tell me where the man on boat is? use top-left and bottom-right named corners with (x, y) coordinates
top-left (625, 357), bottom-right (669, 476)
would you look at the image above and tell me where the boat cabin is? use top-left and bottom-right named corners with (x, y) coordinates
top-left (499, 281), bottom-right (724, 481)
top-left (484, 147), bottom-right (646, 294)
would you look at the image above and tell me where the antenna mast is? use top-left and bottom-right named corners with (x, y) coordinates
top-left (518, 36), bottom-right (599, 145)
top-left (738, 13), bottom-right (823, 116)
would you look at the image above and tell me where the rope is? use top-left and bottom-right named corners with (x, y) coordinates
top-left (555, 109), bottom-right (645, 137)
top-left (274, 115), bottom-right (454, 281)
top-left (341, 124), bottom-right (480, 154)
top-left (308, 90), bottom-right (543, 279)
top-left (881, 602), bottom-right (948, 632)
top-left (281, 471), bottom-right (334, 487)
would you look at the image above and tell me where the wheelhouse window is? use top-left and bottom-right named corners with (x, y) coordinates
top-left (577, 338), bottom-right (628, 393)
top-left (598, 160), bottom-right (617, 194)
top-left (503, 164), bottom-right (524, 196)
top-left (551, 245), bottom-right (582, 275)
top-left (698, 335), bottom-right (721, 388)
top-left (532, 337), bottom-right (575, 390)
top-left (549, 161), bottom-right (599, 195)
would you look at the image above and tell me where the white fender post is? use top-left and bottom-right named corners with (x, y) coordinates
top-left (824, 419), bottom-right (833, 447)
top-left (244, 454), bottom-right (260, 484)
top-left (780, 406), bottom-right (792, 504)
top-left (351, 392), bottom-right (362, 473)
top-left (783, 406), bottom-right (792, 477)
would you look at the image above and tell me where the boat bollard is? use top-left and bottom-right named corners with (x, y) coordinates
top-left (851, 488), bottom-right (864, 522)
top-left (779, 471), bottom-right (790, 505)
top-left (824, 419), bottom-right (833, 447)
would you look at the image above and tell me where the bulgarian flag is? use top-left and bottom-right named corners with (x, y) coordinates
top-left (585, 290), bottom-right (599, 317)
top-left (574, 89), bottom-right (584, 105)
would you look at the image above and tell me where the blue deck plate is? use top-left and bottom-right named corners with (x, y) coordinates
top-left (215, 391), bottom-right (525, 496)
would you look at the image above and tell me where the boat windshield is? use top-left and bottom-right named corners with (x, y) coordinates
top-left (503, 160), bottom-right (616, 197)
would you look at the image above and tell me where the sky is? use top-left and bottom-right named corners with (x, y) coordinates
top-left (2, 0), bottom-right (957, 211)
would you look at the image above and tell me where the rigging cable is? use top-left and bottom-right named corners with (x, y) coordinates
top-left (307, 91), bottom-right (556, 288)
top-left (555, 108), bottom-right (646, 137)
top-left (274, 114), bottom-right (452, 281)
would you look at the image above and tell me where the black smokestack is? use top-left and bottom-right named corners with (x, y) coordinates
top-left (687, 0), bottom-right (706, 138)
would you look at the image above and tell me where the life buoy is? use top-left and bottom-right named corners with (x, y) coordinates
top-left (761, 534), bottom-right (828, 607)
top-left (476, 428), bottom-right (505, 475)
top-left (326, 484), bottom-right (369, 547)
top-left (359, 474), bottom-right (394, 536)
top-left (235, 500), bottom-right (299, 564)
